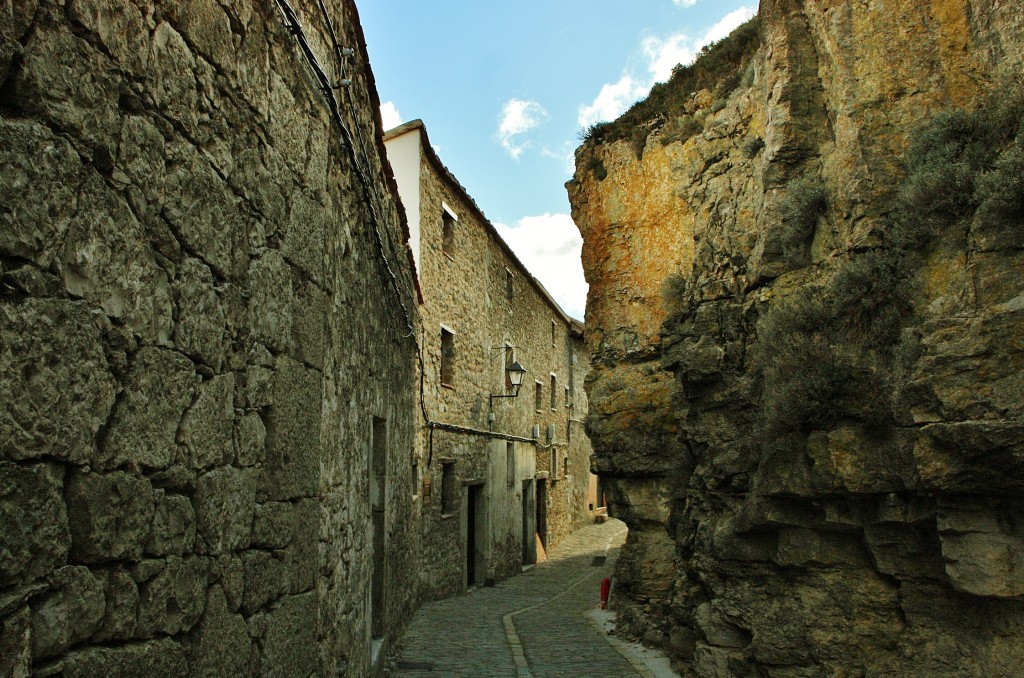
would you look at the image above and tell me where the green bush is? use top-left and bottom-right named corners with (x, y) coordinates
top-left (585, 156), bottom-right (608, 181)
top-left (827, 249), bottom-right (905, 348)
top-left (976, 138), bottom-right (1024, 231)
top-left (779, 174), bottom-right (827, 261)
top-left (659, 115), bottom-right (704, 147)
top-left (753, 240), bottom-right (909, 438)
top-left (897, 81), bottom-right (1024, 248)
top-left (741, 136), bottom-right (764, 159)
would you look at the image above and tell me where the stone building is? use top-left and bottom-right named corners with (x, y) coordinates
top-left (384, 120), bottom-right (597, 599)
top-left (1, 0), bottom-right (420, 675)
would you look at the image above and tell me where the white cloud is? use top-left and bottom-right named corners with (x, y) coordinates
top-left (497, 99), bottom-right (548, 160)
top-left (577, 5), bottom-right (757, 128)
top-left (702, 6), bottom-right (757, 45)
top-left (495, 213), bottom-right (588, 320)
top-left (380, 101), bottom-right (402, 130)
top-left (577, 75), bottom-right (646, 129)
top-left (642, 33), bottom-right (697, 83)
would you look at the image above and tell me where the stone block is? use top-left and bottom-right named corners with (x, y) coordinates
top-left (261, 593), bottom-right (316, 678)
top-left (101, 347), bottom-right (196, 471)
top-left (774, 528), bottom-right (871, 568)
top-left (694, 602), bottom-right (751, 649)
top-left (180, 374), bottom-right (236, 471)
top-left (0, 0), bottom-right (36, 79)
top-left (162, 0), bottom-right (234, 72)
top-left (258, 357), bottom-right (321, 501)
top-left (244, 365), bottom-right (276, 410)
top-left (241, 550), bottom-right (286, 614)
top-left (31, 566), bottom-right (105, 658)
top-left (283, 190), bottom-right (326, 285)
top-left (805, 427), bottom-right (918, 494)
top-left (146, 490), bottom-right (197, 557)
top-left (134, 556), bottom-right (207, 636)
top-left (231, 146), bottom-right (288, 227)
top-left (1, 299), bottom-right (116, 465)
top-left (66, 470), bottom-right (155, 564)
top-left (147, 22), bottom-right (199, 138)
top-left (67, 0), bottom-right (149, 77)
top-left (215, 554), bottom-right (245, 612)
top-left (0, 119), bottom-right (81, 269)
top-left (13, 19), bottom-right (120, 149)
top-left (61, 173), bottom-right (174, 342)
top-left (112, 115), bottom-right (166, 210)
top-left (194, 466), bottom-right (257, 555)
top-left (251, 502), bottom-right (294, 550)
top-left (235, 413), bottom-right (267, 467)
top-left (189, 585), bottom-right (249, 678)
top-left (0, 462), bottom-right (69, 587)
top-left (93, 566), bottom-right (138, 642)
top-left (0, 605), bottom-right (31, 678)
top-left (160, 145), bottom-right (240, 279)
top-left (248, 250), bottom-right (294, 354)
top-left (282, 499), bottom-right (318, 594)
top-left (54, 638), bottom-right (188, 677)
top-left (863, 523), bottom-right (944, 579)
top-left (914, 421), bottom-right (1024, 494)
top-left (173, 257), bottom-right (229, 371)
top-left (938, 506), bottom-right (1024, 597)
top-left (291, 280), bottom-right (328, 369)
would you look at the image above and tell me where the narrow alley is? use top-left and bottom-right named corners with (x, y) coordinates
top-left (387, 520), bottom-right (676, 678)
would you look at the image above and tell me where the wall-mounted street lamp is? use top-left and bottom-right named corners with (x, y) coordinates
top-left (489, 360), bottom-right (527, 409)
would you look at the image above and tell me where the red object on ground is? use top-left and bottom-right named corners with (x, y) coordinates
top-left (600, 577), bottom-right (611, 609)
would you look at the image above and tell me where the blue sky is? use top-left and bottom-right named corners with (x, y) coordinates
top-left (360, 1), bottom-right (759, 319)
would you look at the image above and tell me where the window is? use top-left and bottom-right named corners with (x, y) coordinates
top-left (441, 462), bottom-right (456, 514)
top-left (440, 328), bottom-right (455, 386)
top-left (412, 458), bottom-right (420, 499)
top-left (551, 320), bottom-right (557, 346)
top-left (550, 375), bottom-right (557, 410)
top-left (442, 207), bottom-right (456, 256)
top-left (550, 449), bottom-right (559, 478)
top-left (505, 269), bottom-right (514, 301)
top-left (534, 381), bottom-right (543, 412)
top-left (565, 386), bottom-right (571, 409)
top-left (506, 442), bottom-right (515, 485)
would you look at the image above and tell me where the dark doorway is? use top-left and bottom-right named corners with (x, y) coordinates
top-left (536, 478), bottom-right (548, 551)
top-left (522, 479), bottom-right (536, 565)
top-left (370, 417), bottom-right (387, 640)
top-left (467, 484), bottom-right (482, 587)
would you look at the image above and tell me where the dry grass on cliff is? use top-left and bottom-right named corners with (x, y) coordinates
top-left (581, 17), bottom-right (760, 148)
top-left (753, 263), bottom-right (901, 438)
top-left (753, 81), bottom-right (1024, 440)
top-left (898, 79), bottom-right (1024, 247)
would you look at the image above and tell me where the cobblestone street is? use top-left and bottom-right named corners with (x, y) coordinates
top-left (387, 520), bottom-right (675, 677)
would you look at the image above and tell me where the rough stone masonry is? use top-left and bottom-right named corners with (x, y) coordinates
top-left (1, 0), bottom-right (419, 676)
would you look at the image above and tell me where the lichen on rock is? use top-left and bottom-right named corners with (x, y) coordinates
top-left (570, 1), bottom-right (1024, 674)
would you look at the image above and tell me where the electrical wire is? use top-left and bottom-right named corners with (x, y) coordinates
top-left (274, 0), bottom-right (551, 469)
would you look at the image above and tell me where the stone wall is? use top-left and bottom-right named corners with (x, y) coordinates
top-left (569, 0), bottom-right (1024, 675)
top-left (385, 123), bottom-right (595, 599)
top-left (0, 0), bottom-right (418, 676)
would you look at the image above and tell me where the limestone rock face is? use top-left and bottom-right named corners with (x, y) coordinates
top-left (569, 0), bottom-right (1024, 675)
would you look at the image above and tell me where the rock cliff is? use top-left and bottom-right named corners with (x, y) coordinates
top-left (568, 0), bottom-right (1024, 675)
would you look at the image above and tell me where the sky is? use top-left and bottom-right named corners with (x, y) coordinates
top-left (359, 1), bottom-right (759, 319)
